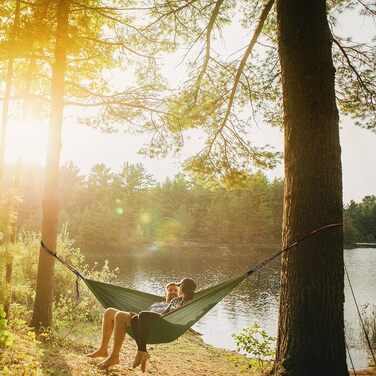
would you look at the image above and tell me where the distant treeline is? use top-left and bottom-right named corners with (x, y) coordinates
top-left (1, 163), bottom-right (374, 253)
top-left (1, 162), bottom-right (283, 254)
top-left (344, 196), bottom-right (376, 244)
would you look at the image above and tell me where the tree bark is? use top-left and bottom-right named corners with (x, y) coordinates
top-left (31, 0), bottom-right (70, 331)
top-left (272, 1), bottom-right (347, 375)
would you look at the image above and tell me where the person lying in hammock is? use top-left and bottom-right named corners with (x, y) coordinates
top-left (87, 281), bottom-right (179, 367)
top-left (131, 277), bottom-right (197, 373)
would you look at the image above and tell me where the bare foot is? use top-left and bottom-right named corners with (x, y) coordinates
top-left (141, 352), bottom-right (150, 373)
top-left (87, 348), bottom-right (108, 358)
top-left (133, 351), bottom-right (146, 368)
top-left (98, 355), bottom-right (120, 369)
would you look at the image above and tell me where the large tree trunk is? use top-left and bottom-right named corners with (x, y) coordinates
top-left (31, 0), bottom-right (70, 331)
top-left (272, 1), bottom-right (347, 375)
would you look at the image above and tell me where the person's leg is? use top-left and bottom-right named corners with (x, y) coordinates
top-left (137, 311), bottom-right (161, 351)
top-left (131, 313), bottom-right (143, 368)
top-left (140, 351), bottom-right (151, 373)
top-left (130, 314), bottom-right (140, 348)
top-left (88, 307), bottom-right (118, 358)
top-left (132, 311), bottom-right (161, 370)
top-left (98, 311), bottom-right (133, 368)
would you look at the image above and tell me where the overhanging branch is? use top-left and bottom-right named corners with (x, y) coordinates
top-left (332, 36), bottom-right (375, 109)
top-left (210, 0), bottom-right (275, 152)
top-left (194, 0), bottom-right (224, 98)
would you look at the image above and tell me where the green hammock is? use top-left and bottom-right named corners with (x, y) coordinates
top-left (40, 223), bottom-right (341, 345)
top-left (84, 274), bottom-right (247, 344)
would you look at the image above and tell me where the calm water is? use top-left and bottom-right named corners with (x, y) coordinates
top-left (87, 246), bottom-right (376, 369)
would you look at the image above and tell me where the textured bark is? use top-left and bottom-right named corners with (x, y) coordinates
top-left (271, 1), bottom-right (347, 375)
top-left (31, 0), bottom-right (70, 330)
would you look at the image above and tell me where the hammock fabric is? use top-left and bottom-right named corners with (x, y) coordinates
top-left (40, 223), bottom-right (342, 345)
top-left (84, 274), bottom-right (247, 344)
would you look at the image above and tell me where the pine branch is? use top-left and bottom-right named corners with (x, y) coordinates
top-left (356, 0), bottom-right (376, 16)
top-left (71, 1), bottom-right (154, 12)
top-left (63, 99), bottom-right (168, 115)
top-left (194, 0), bottom-right (224, 100)
top-left (81, 36), bottom-right (157, 58)
top-left (332, 36), bottom-right (375, 111)
top-left (209, 0), bottom-right (275, 153)
top-left (142, 0), bottom-right (201, 31)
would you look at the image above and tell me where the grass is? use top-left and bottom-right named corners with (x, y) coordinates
top-left (0, 321), bottom-right (262, 376)
top-left (1, 320), bottom-right (376, 375)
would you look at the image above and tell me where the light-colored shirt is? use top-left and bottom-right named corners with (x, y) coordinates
top-left (162, 297), bottom-right (191, 315)
top-left (148, 301), bottom-right (169, 314)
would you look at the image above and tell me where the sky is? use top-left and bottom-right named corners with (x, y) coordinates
top-left (59, 114), bottom-right (376, 204)
top-left (3, 4), bottom-right (376, 204)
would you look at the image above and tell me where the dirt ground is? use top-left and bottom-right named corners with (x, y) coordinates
top-left (1, 326), bottom-right (374, 376)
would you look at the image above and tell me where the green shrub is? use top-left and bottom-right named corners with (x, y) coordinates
top-left (0, 243), bottom-right (13, 303)
top-left (362, 304), bottom-right (376, 349)
top-left (8, 229), bottom-right (119, 344)
top-left (0, 305), bottom-right (13, 347)
top-left (232, 323), bottom-right (275, 371)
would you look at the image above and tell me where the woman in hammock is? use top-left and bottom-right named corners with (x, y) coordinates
top-left (88, 281), bottom-right (179, 368)
top-left (88, 278), bottom-right (196, 372)
top-left (131, 277), bottom-right (197, 373)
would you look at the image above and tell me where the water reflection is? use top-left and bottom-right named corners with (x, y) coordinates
top-left (86, 247), bottom-right (376, 369)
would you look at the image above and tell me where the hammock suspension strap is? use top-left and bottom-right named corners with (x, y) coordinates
top-left (39, 222), bottom-right (346, 345)
top-left (345, 339), bottom-right (357, 376)
top-left (246, 222), bottom-right (343, 276)
top-left (41, 223), bottom-right (343, 301)
top-left (40, 241), bottom-right (84, 299)
top-left (41, 241), bottom-right (84, 279)
top-left (41, 223), bottom-right (343, 281)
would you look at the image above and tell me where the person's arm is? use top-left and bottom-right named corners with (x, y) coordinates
top-left (161, 301), bottom-right (173, 315)
top-left (161, 297), bottom-right (181, 315)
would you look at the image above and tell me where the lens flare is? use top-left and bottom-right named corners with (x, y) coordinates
top-left (139, 212), bottom-right (151, 224)
top-left (155, 218), bottom-right (184, 247)
top-left (115, 207), bottom-right (124, 215)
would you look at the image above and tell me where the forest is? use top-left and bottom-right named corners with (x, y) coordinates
top-left (344, 196), bottom-right (376, 244)
top-left (1, 163), bottom-right (283, 253)
top-left (2, 162), bottom-right (375, 256)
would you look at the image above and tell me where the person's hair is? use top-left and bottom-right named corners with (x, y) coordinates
top-left (180, 284), bottom-right (195, 302)
top-left (165, 282), bottom-right (177, 290)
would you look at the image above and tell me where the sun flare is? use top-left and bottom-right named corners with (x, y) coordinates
top-left (5, 118), bottom-right (48, 166)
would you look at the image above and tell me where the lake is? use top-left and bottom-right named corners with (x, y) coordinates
top-left (88, 246), bottom-right (376, 369)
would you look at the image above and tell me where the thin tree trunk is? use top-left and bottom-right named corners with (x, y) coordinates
top-left (0, 59), bottom-right (14, 192)
top-left (3, 159), bottom-right (21, 317)
top-left (31, 0), bottom-right (70, 331)
top-left (271, 1), bottom-right (347, 375)
top-left (0, 0), bottom-right (20, 192)
top-left (22, 57), bottom-right (36, 116)
top-left (1, 0), bottom-right (21, 319)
